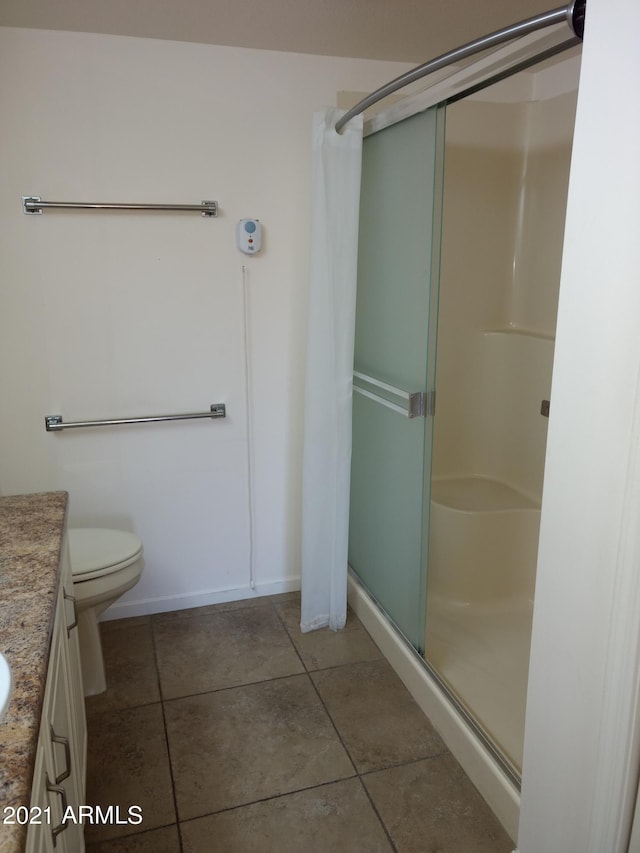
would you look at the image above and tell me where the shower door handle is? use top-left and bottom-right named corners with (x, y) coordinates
top-left (353, 371), bottom-right (435, 418)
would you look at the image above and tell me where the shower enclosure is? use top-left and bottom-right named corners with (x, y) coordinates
top-left (348, 56), bottom-right (578, 789)
top-left (425, 74), bottom-right (577, 776)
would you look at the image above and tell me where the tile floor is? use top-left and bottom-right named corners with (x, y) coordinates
top-left (83, 593), bottom-right (513, 852)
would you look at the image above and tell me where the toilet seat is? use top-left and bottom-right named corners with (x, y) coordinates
top-left (67, 527), bottom-right (144, 696)
top-left (68, 528), bottom-right (143, 581)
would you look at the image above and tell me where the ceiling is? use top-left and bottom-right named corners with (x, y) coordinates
top-left (0, 0), bottom-right (553, 64)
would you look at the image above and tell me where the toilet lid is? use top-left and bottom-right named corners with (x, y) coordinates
top-left (68, 528), bottom-right (143, 579)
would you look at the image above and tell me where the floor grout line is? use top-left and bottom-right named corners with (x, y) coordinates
top-left (150, 617), bottom-right (184, 853)
top-left (85, 820), bottom-right (180, 851)
top-left (176, 772), bottom-right (361, 825)
top-left (356, 775), bottom-right (398, 853)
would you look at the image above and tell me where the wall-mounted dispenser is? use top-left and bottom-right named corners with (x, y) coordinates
top-left (236, 218), bottom-right (262, 254)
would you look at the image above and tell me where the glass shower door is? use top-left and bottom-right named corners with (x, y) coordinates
top-left (349, 106), bottom-right (445, 653)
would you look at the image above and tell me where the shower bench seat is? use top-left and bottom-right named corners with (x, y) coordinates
top-left (431, 476), bottom-right (539, 512)
top-left (428, 475), bottom-right (540, 604)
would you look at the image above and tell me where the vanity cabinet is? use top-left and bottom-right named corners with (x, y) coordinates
top-left (27, 537), bottom-right (86, 853)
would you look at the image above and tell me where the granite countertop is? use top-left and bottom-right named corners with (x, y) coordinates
top-left (0, 491), bottom-right (68, 853)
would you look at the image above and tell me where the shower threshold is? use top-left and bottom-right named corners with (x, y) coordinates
top-left (426, 595), bottom-right (534, 775)
top-left (347, 570), bottom-right (522, 841)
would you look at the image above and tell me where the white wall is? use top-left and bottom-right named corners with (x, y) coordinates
top-left (518, 0), bottom-right (640, 850)
top-left (0, 27), bottom-right (410, 616)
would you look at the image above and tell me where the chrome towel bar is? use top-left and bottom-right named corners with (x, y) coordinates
top-left (45, 404), bottom-right (226, 432)
top-left (23, 197), bottom-right (218, 216)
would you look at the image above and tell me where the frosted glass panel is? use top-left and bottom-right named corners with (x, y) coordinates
top-left (349, 107), bottom-right (444, 652)
top-left (355, 109), bottom-right (441, 391)
top-left (350, 392), bottom-right (430, 648)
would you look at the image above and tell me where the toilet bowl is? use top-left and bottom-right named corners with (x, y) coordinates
top-left (68, 528), bottom-right (144, 696)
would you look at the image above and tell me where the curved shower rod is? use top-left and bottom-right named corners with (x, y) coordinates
top-left (335, 0), bottom-right (586, 134)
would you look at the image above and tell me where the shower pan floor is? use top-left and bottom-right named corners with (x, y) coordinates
top-left (425, 595), bottom-right (534, 772)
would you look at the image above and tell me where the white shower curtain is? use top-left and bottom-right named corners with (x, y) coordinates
top-left (300, 107), bottom-right (364, 633)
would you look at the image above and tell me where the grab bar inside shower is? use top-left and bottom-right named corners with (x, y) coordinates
top-left (45, 404), bottom-right (226, 432)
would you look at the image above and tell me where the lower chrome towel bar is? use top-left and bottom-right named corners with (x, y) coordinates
top-left (45, 404), bottom-right (226, 432)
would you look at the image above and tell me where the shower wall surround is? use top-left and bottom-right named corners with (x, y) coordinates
top-left (433, 75), bottom-right (578, 490)
top-left (0, 26), bottom-right (412, 617)
top-left (426, 58), bottom-right (579, 773)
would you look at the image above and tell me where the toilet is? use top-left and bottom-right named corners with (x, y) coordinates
top-left (68, 528), bottom-right (144, 696)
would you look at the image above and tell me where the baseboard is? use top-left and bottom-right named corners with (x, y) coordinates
top-left (100, 577), bottom-right (301, 621)
top-left (347, 573), bottom-right (520, 843)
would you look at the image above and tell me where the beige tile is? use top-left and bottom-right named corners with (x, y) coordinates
top-left (180, 778), bottom-right (393, 853)
top-left (85, 704), bottom-right (175, 843)
top-left (100, 616), bottom-right (152, 632)
top-left (312, 659), bottom-right (446, 773)
top-left (85, 620), bottom-right (160, 715)
top-left (363, 754), bottom-right (514, 853)
top-left (275, 598), bottom-right (383, 671)
top-left (153, 604), bottom-right (304, 699)
top-left (86, 825), bottom-right (181, 852)
top-left (251, 590), bottom-right (301, 607)
top-left (151, 591), bottom-right (300, 622)
top-left (164, 674), bottom-right (355, 820)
